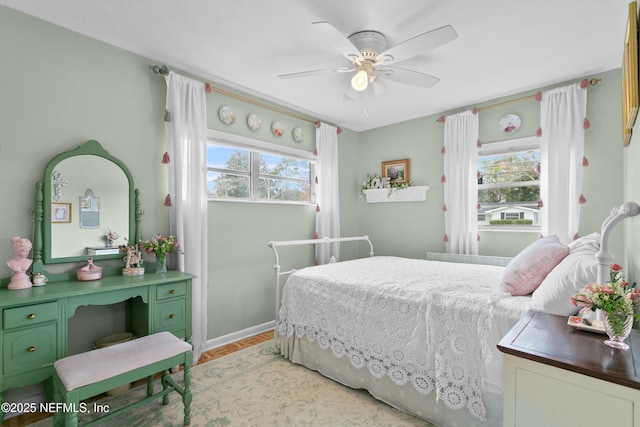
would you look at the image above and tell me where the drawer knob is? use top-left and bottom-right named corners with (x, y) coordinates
top-left (169, 289), bottom-right (176, 294)
top-left (169, 314), bottom-right (176, 319)
top-left (27, 314), bottom-right (36, 319)
top-left (28, 346), bottom-right (36, 352)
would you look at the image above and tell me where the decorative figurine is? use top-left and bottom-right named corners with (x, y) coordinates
top-left (122, 245), bottom-right (144, 276)
top-left (33, 272), bottom-right (47, 286)
top-left (7, 236), bottom-right (33, 290)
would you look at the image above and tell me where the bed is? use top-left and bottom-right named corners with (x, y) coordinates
top-left (268, 202), bottom-right (640, 427)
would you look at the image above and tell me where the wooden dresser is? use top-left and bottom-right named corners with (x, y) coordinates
top-left (0, 271), bottom-right (193, 421)
top-left (498, 310), bottom-right (640, 427)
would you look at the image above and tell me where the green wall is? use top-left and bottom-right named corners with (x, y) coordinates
top-left (357, 69), bottom-right (625, 259)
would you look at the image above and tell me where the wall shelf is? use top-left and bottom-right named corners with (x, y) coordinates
top-left (362, 186), bottom-right (430, 203)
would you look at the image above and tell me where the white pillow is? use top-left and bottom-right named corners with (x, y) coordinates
top-left (499, 235), bottom-right (570, 296)
top-left (531, 233), bottom-right (600, 316)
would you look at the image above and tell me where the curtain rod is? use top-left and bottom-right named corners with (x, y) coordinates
top-left (150, 64), bottom-right (342, 131)
top-left (436, 78), bottom-right (602, 122)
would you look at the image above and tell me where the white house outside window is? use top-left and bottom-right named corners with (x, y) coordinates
top-left (207, 130), bottom-right (315, 204)
top-left (477, 136), bottom-right (540, 230)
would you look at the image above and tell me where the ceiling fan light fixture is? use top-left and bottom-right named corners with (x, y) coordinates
top-left (351, 69), bottom-right (369, 91)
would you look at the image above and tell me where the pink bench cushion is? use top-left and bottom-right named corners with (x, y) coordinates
top-left (54, 331), bottom-right (192, 391)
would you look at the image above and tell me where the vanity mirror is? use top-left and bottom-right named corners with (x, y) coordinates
top-left (31, 140), bottom-right (141, 272)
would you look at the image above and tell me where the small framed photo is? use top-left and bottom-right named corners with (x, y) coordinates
top-left (381, 159), bottom-right (410, 184)
top-left (52, 202), bottom-right (71, 223)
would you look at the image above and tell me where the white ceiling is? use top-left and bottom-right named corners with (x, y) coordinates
top-left (0, 0), bottom-right (631, 131)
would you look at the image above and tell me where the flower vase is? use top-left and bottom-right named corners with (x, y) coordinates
top-left (602, 311), bottom-right (634, 350)
top-left (155, 255), bottom-right (167, 274)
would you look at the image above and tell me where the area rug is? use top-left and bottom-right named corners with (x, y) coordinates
top-left (33, 341), bottom-right (432, 426)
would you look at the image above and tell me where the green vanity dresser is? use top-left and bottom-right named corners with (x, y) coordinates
top-left (0, 140), bottom-right (195, 421)
top-left (0, 271), bottom-right (193, 421)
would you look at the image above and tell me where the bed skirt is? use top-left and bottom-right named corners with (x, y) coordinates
top-left (276, 332), bottom-right (503, 427)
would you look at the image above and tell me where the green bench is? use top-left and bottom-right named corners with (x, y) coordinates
top-left (52, 331), bottom-right (192, 426)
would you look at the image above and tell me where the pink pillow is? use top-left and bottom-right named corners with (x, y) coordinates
top-left (499, 235), bottom-right (570, 296)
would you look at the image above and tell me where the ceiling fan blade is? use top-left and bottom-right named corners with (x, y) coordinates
top-left (312, 21), bottom-right (362, 60)
top-left (379, 25), bottom-right (457, 64)
top-left (383, 67), bottom-right (440, 88)
top-left (278, 66), bottom-right (354, 79)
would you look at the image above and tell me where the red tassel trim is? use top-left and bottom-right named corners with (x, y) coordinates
top-left (583, 118), bottom-right (591, 129)
top-left (437, 115), bottom-right (446, 123)
top-left (477, 203), bottom-right (481, 210)
top-left (536, 128), bottom-right (542, 137)
top-left (164, 194), bottom-right (172, 206)
top-left (477, 170), bottom-right (482, 179)
top-left (313, 232), bottom-right (318, 239)
top-left (582, 156), bottom-right (589, 167)
top-left (441, 174), bottom-right (446, 183)
top-left (162, 152), bottom-right (170, 164)
top-left (579, 194), bottom-right (587, 204)
top-left (580, 79), bottom-right (589, 89)
top-left (316, 121), bottom-right (321, 128)
top-left (337, 127), bottom-right (342, 134)
top-left (442, 204), bottom-right (447, 212)
top-left (535, 163), bottom-right (541, 174)
top-left (472, 108), bottom-right (478, 115)
top-left (443, 234), bottom-right (449, 242)
top-left (314, 176), bottom-right (319, 184)
top-left (441, 146), bottom-right (446, 154)
top-left (477, 234), bottom-right (481, 241)
top-left (477, 139), bottom-right (482, 148)
top-left (573, 232), bottom-right (580, 240)
top-left (205, 83), bottom-right (212, 93)
top-left (316, 204), bottom-right (320, 212)
top-left (535, 92), bottom-right (542, 101)
top-left (313, 148), bottom-right (318, 156)
top-left (537, 198), bottom-right (544, 208)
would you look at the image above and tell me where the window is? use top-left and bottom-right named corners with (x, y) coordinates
top-left (477, 137), bottom-right (540, 229)
top-left (207, 131), bottom-right (315, 203)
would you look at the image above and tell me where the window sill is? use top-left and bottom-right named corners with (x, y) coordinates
top-left (478, 227), bottom-right (540, 233)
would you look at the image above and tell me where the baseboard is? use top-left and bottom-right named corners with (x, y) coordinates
top-left (202, 320), bottom-right (274, 352)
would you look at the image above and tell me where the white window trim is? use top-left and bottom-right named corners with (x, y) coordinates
top-left (207, 129), bottom-right (316, 204)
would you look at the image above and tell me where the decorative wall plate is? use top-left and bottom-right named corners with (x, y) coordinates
top-left (247, 113), bottom-right (262, 132)
top-left (292, 127), bottom-right (304, 143)
top-left (498, 113), bottom-right (521, 134)
top-left (218, 106), bottom-right (236, 125)
top-left (272, 121), bottom-right (284, 137)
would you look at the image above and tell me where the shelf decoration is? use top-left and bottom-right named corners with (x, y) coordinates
top-left (362, 186), bottom-right (430, 203)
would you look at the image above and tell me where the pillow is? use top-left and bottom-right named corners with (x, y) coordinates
top-left (531, 233), bottom-right (600, 316)
top-left (499, 235), bottom-right (570, 296)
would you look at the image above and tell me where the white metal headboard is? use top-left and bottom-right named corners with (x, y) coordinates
top-left (597, 202), bottom-right (640, 284)
top-left (267, 236), bottom-right (374, 322)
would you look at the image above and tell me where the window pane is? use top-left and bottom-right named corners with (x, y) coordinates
top-left (258, 178), bottom-right (310, 202)
top-left (477, 151), bottom-right (540, 185)
top-left (207, 145), bottom-right (249, 172)
top-left (260, 153), bottom-right (310, 179)
top-left (207, 171), bottom-right (249, 198)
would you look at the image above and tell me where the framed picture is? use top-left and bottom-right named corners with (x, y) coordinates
top-left (52, 202), bottom-right (71, 223)
top-left (622, 1), bottom-right (638, 146)
top-left (381, 159), bottom-right (410, 184)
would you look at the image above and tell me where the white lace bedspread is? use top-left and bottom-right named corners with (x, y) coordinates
top-left (277, 256), bottom-right (532, 421)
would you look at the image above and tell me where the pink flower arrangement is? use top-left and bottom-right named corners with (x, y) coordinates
top-left (143, 234), bottom-right (179, 259)
top-left (571, 264), bottom-right (640, 317)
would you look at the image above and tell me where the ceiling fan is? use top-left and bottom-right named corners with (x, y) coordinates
top-left (278, 21), bottom-right (458, 100)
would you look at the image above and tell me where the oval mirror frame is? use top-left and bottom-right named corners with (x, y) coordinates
top-left (33, 140), bottom-right (139, 267)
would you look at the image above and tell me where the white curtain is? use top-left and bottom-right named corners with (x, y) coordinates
top-left (539, 83), bottom-right (587, 244)
top-left (315, 122), bottom-right (340, 264)
top-left (164, 71), bottom-right (208, 363)
top-left (443, 110), bottom-right (479, 255)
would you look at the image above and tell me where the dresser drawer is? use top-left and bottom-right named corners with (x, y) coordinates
top-left (156, 300), bottom-right (187, 332)
top-left (3, 301), bottom-right (58, 329)
top-left (156, 282), bottom-right (187, 301)
top-left (3, 323), bottom-right (57, 374)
